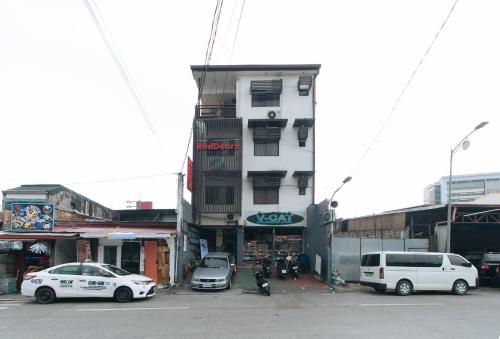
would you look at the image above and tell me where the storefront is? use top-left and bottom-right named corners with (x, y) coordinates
top-left (243, 211), bottom-right (305, 261)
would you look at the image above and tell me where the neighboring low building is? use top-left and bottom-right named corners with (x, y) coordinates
top-left (0, 184), bottom-right (182, 294)
top-left (424, 172), bottom-right (500, 204)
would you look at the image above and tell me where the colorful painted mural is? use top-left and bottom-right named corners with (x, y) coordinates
top-left (10, 203), bottom-right (55, 231)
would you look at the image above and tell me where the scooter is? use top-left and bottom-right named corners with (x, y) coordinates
top-left (254, 269), bottom-right (271, 296)
top-left (288, 254), bottom-right (299, 280)
top-left (276, 253), bottom-right (288, 280)
top-left (262, 257), bottom-right (273, 278)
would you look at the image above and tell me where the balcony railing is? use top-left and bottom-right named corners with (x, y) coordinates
top-left (195, 105), bottom-right (236, 118)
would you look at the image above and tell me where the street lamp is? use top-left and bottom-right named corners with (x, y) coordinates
top-left (327, 176), bottom-right (352, 289)
top-left (329, 176), bottom-right (352, 208)
top-left (446, 121), bottom-right (488, 253)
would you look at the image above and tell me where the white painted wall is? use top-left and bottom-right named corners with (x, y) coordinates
top-left (236, 73), bottom-right (315, 220)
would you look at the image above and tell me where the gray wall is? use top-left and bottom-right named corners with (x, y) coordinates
top-left (305, 199), bottom-right (330, 281)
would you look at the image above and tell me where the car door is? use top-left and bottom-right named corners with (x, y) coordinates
top-left (79, 265), bottom-right (116, 298)
top-left (415, 254), bottom-right (447, 290)
top-left (48, 264), bottom-right (82, 297)
top-left (445, 254), bottom-right (475, 288)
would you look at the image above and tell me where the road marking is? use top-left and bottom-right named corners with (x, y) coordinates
top-left (0, 304), bottom-right (22, 307)
top-left (75, 306), bottom-right (189, 312)
top-left (0, 307), bottom-right (8, 310)
top-left (359, 303), bottom-right (444, 307)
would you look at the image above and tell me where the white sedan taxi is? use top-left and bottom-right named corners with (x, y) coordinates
top-left (21, 262), bottom-right (156, 304)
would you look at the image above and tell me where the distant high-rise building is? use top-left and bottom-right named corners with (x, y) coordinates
top-left (424, 172), bottom-right (500, 204)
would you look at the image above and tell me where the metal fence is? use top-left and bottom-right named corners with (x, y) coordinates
top-left (331, 237), bottom-right (429, 281)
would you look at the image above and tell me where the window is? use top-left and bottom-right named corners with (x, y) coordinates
top-left (51, 265), bottom-right (80, 275)
top-left (386, 254), bottom-right (414, 267)
top-left (101, 264), bottom-right (131, 276)
top-left (448, 255), bottom-right (470, 267)
top-left (251, 92), bottom-right (280, 107)
top-left (361, 254), bottom-right (380, 266)
top-left (254, 141), bottom-right (279, 156)
top-left (414, 255), bottom-right (443, 267)
top-left (206, 186), bottom-right (234, 205)
top-left (82, 265), bottom-right (111, 277)
top-left (483, 254), bottom-right (500, 263)
top-left (200, 257), bottom-right (228, 268)
top-left (254, 187), bottom-right (279, 204)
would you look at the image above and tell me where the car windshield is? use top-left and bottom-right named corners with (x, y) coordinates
top-left (199, 257), bottom-right (228, 269)
top-left (101, 264), bottom-right (131, 276)
top-left (484, 254), bottom-right (500, 263)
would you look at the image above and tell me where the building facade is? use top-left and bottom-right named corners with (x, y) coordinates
top-left (191, 64), bottom-right (320, 264)
top-left (0, 185), bottom-right (179, 293)
top-left (424, 172), bottom-right (500, 204)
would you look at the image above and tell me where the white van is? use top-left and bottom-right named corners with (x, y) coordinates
top-left (360, 251), bottom-right (478, 296)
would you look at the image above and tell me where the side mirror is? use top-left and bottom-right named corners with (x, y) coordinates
top-left (465, 262), bottom-right (472, 268)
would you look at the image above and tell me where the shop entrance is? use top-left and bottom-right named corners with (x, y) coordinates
top-left (243, 227), bottom-right (304, 261)
top-left (121, 241), bottom-right (141, 274)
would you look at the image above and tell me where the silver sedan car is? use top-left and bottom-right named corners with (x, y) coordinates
top-left (191, 252), bottom-right (236, 290)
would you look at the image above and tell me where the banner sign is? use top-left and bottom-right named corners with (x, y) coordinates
top-left (246, 212), bottom-right (305, 226)
top-left (200, 239), bottom-right (208, 258)
top-left (10, 203), bottom-right (55, 232)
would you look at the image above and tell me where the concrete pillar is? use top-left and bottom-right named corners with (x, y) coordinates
top-left (236, 226), bottom-right (244, 265)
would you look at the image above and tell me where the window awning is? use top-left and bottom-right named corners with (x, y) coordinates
top-left (248, 171), bottom-right (287, 177)
top-left (292, 171), bottom-right (314, 177)
top-left (54, 226), bottom-right (176, 239)
top-left (293, 118), bottom-right (314, 128)
top-left (250, 80), bottom-right (283, 95)
top-left (248, 171), bottom-right (287, 188)
top-left (0, 231), bottom-right (78, 240)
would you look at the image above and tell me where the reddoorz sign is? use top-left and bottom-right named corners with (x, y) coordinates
top-left (196, 143), bottom-right (240, 150)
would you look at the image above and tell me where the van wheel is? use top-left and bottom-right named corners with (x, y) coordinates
top-left (114, 287), bottom-right (133, 303)
top-left (396, 280), bottom-right (413, 296)
top-left (452, 280), bottom-right (468, 295)
top-left (35, 287), bottom-right (56, 304)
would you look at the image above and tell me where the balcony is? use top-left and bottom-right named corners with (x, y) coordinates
top-left (195, 105), bottom-right (236, 119)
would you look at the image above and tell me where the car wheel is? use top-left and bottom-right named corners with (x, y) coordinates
top-left (226, 278), bottom-right (232, 290)
top-left (35, 287), bottom-right (56, 304)
top-left (396, 279), bottom-right (413, 296)
top-left (114, 287), bottom-right (133, 303)
top-left (453, 280), bottom-right (469, 295)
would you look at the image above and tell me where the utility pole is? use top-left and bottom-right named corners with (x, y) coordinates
top-left (175, 173), bottom-right (184, 284)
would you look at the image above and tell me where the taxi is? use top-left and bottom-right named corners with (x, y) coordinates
top-left (21, 262), bottom-right (156, 304)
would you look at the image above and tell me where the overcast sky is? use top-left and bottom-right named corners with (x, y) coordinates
top-left (1, 0), bottom-right (499, 218)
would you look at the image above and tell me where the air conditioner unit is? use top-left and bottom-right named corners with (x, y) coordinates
top-left (266, 110), bottom-right (281, 120)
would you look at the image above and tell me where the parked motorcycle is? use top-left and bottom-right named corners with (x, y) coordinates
top-left (252, 256), bottom-right (272, 279)
top-left (288, 253), bottom-right (299, 280)
top-left (276, 252), bottom-right (288, 280)
top-left (254, 268), bottom-right (271, 296)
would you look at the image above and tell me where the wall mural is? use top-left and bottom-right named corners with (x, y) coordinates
top-left (10, 203), bottom-right (55, 231)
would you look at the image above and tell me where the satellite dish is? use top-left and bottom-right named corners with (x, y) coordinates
top-left (330, 200), bottom-right (339, 208)
top-left (462, 139), bottom-right (470, 150)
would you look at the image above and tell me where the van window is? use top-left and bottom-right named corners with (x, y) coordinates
top-left (414, 255), bottom-right (442, 267)
top-left (483, 254), bottom-right (500, 263)
top-left (386, 254), bottom-right (414, 267)
top-left (361, 254), bottom-right (380, 266)
top-left (448, 255), bottom-right (469, 267)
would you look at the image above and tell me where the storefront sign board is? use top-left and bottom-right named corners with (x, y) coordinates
top-left (246, 212), bottom-right (305, 226)
top-left (10, 203), bottom-right (55, 232)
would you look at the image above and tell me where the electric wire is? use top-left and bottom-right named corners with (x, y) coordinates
top-left (348, 0), bottom-right (459, 177)
top-left (180, 0), bottom-right (225, 173)
top-left (83, 0), bottom-right (165, 152)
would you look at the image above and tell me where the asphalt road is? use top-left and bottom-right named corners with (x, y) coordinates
top-left (1, 287), bottom-right (499, 339)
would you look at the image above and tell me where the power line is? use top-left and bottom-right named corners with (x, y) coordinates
top-left (349, 0), bottom-right (459, 176)
top-left (221, 0), bottom-right (246, 96)
top-left (64, 172), bottom-right (177, 185)
top-left (180, 0), bottom-right (225, 173)
top-left (83, 0), bottom-right (165, 152)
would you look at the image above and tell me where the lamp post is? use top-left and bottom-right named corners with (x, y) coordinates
top-left (446, 121), bottom-right (488, 253)
top-left (329, 176), bottom-right (352, 207)
top-left (327, 176), bottom-right (352, 289)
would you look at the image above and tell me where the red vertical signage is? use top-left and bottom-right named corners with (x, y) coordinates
top-left (187, 157), bottom-right (193, 192)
